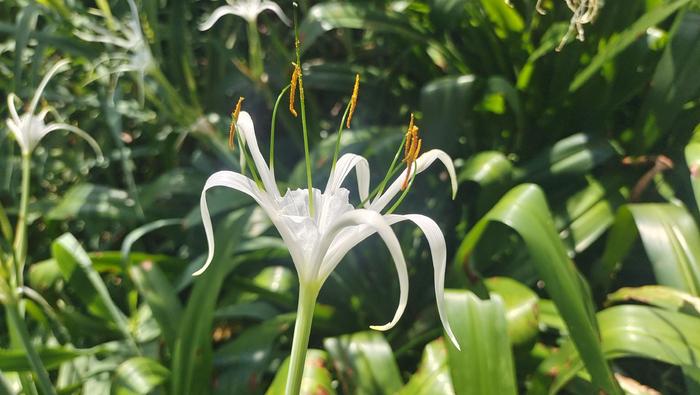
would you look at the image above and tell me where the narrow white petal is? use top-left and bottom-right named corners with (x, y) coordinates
top-left (195, 171), bottom-right (266, 276)
top-left (5, 119), bottom-right (28, 153)
top-left (28, 59), bottom-right (69, 116)
top-left (236, 111), bottom-right (280, 199)
top-left (259, 1), bottom-right (291, 25)
top-left (39, 123), bottom-right (104, 161)
top-left (384, 214), bottom-right (460, 350)
top-left (199, 6), bottom-right (239, 31)
top-left (315, 209), bottom-right (408, 331)
top-left (7, 93), bottom-right (22, 125)
top-left (369, 149), bottom-right (457, 213)
top-left (325, 153), bottom-right (370, 203)
top-left (195, 171), bottom-right (305, 277)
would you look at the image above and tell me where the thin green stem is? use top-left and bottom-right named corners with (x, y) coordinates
top-left (386, 162), bottom-right (418, 215)
top-left (5, 299), bottom-right (57, 395)
top-left (285, 284), bottom-right (319, 395)
top-left (331, 101), bottom-right (352, 173)
top-left (247, 19), bottom-right (264, 81)
top-left (13, 153), bottom-right (31, 287)
top-left (294, 10), bottom-right (314, 215)
top-left (359, 136), bottom-right (407, 207)
top-left (270, 85), bottom-right (291, 170)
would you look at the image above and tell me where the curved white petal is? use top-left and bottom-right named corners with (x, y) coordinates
top-left (236, 111), bottom-right (280, 199)
top-left (259, 1), bottom-right (291, 25)
top-left (199, 6), bottom-right (239, 31)
top-left (325, 153), bottom-right (370, 204)
top-left (5, 119), bottom-right (28, 153)
top-left (384, 213), bottom-right (460, 350)
top-left (7, 93), bottom-right (22, 125)
top-left (196, 171), bottom-right (265, 275)
top-left (369, 149), bottom-right (457, 213)
top-left (314, 209), bottom-right (408, 331)
top-left (39, 123), bottom-right (104, 162)
top-left (195, 171), bottom-right (303, 276)
top-left (28, 59), bottom-right (69, 116)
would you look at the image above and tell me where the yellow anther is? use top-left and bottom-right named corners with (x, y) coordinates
top-left (289, 63), bottom-right (301, 117)
top-left (404, 113), bottom-right (415, 160)
top-left (229, 96), bottom-right (245, 150)
top-left (401, 115), bottom-right (422, 190)
top-left (346, 74), bottom-right (360, 128)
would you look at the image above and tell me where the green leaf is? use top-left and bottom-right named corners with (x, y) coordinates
top-left (301, 3), bottom-right (426, 51)
top-left (569, 0), bottom-right (690, 92)
top-left (323, 331), bottom-right (403, 394)
top-left (399, 339), bottom-right (454, 395)
top-left (128, 261), bottom-right (183, 351)
top-left (637, 11), bottom-right (700, 150)
top-left (592, 204), bottom-right (700, 296)
top-left (170, 210), bottom-right (250, 395)
top-left (443, 290), bottom-right (517, 395)
top-left (111, 357), bottom-right (169, 395)
top-left (606, 285), bottom-right (700, 316)
top-left (47, 184), bottom-right (139, 222)
top-left (539, 305), bottom-right (700, 393)
top-left (454, 184), bottom-right (621, 394)
top-left (265, 350), bottom-right (336, 395)
top-left (0, 347), bottom-right (86, 371)
top-left (484, 277), bottom-right (539, 348)
top-left (516, 134), bottom-right (618, 182)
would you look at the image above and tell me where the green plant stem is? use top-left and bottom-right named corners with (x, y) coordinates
top-left (285, 284), bottom-right (319, 395)
top-left (5, 298), bottom-right (57, 395)
top-left (13, 153), bottom-right (31, 287)
top-left (270, 85), bottom-right (291, 170)
top-left (294, 14), bottom-right (314, 215)
top-left (331, 102), bottom-right (352, 173)
top-left (247, 19), bottom-right (263, 81)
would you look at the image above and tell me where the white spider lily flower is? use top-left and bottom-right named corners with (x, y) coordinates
top-left (5, 59), bottom-right (102, 158)
top-left (196, 111), bottom-right (459, 347)
top-left (199, 0), bottom-right (291, 31)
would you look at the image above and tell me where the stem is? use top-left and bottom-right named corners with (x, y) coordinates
top-left (285, 285), bottom-right (319, 395)
top-left (13, 153), bottom-right (31, 287)
top-left (331, 102), bottom-right (352, 173)
top-left (270, 85), bottom-right (291, 171)
top-left (247, 19), bottom-right (263, 81)
top-left (5, 300), bottom-right (57, 395)
top-left (294, 11), bottom-right (314, 215)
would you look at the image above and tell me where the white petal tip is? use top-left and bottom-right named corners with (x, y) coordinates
top-left (192, 267), bottom-right (207, 276)
top-left (369, 324), bottom-right (392, 331)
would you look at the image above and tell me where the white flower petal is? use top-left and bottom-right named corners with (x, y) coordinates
top-left (369, 149), bottom-right (457, 213)
top-left (236, 111), bottom-right (281, 199)
top-left (195, 171), bottom-right (304, 276)
top-left (199, 6), bottom-right (239, 30)
top-left (259, 1), bottom-right (291, 25)
top-left (325, 153), bottom-right (370, 204)
top-left (7, 93), bottom-right (22, 125)
top-left (5, 118), bottom-right (28, 153)
top-left (28, 59), bottom-right (69, 117)
top-left (384, 213), bottom-right (460, 350)
top-left (195, 171), bottom-right (266, 276)
top-left (315, 209), bottom-right (408, 331)
top-left (39, 123), bottom-right (104, 162)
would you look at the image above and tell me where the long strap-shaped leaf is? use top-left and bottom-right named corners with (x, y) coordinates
top-left (592, 204), bottom-right (700, 296)
top-left (454, 184), bottom-right (621, 394)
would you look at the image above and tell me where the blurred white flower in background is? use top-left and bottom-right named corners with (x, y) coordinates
top-left (199, 0), bottom-right (290, 30)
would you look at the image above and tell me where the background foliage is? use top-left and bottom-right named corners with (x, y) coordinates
top-left (1, 0), bottom-right (700, 393)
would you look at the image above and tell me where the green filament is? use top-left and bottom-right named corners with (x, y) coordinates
top-left (270, 84), bottom-right (291, 170)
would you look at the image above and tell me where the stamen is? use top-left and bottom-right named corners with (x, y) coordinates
top-left (401, 115), bottom-right (422, 191)
top-left (228, 96), bottom-right (245, 150)
top-left (289, 63), bottom-right (300, 117)
top-left (346, 74), bottom-right (360, 128)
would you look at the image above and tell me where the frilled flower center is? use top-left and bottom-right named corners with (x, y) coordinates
top-left (278, 187), bottom-right (354, 259)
